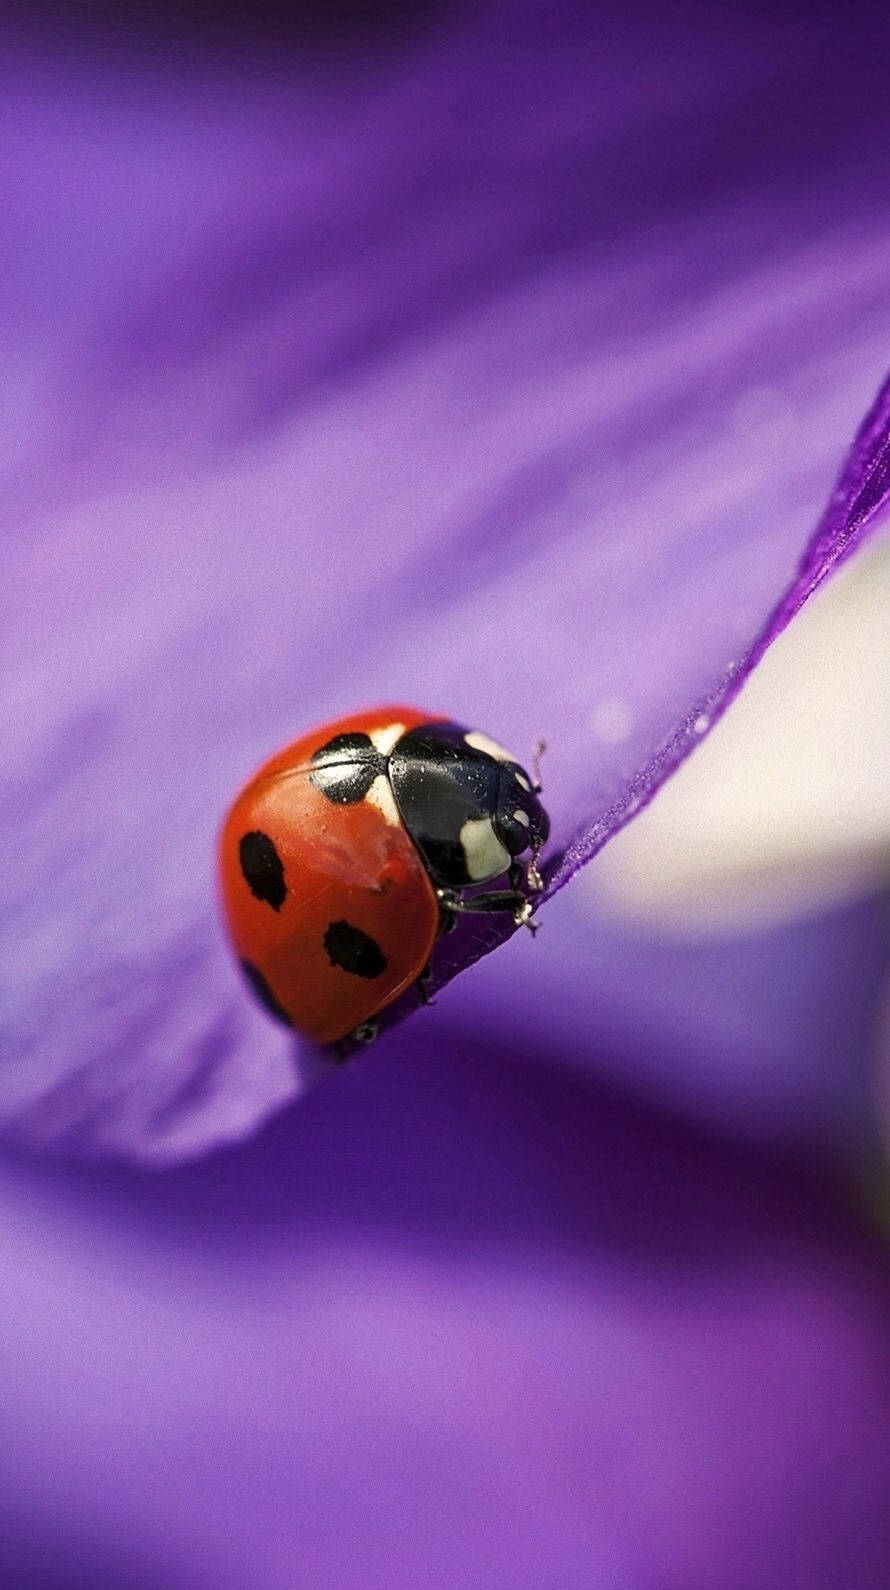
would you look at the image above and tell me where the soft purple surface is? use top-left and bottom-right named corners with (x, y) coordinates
top-left (464, 882), bottom-right (890, 1171)
top-left (547, 367), bottom-right (890, 889)
top-left (3, 3), bottom-right (890, 1158)
top-left (3, 1043), bottom-right (890, 1590)
top-left (3, 3), bottom-right (890, 1585)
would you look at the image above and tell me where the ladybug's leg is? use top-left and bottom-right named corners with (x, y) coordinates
top-left (415, 962), bottom-right (436, 1005)
top-left (518, 854), bottom-right (546, 895)
top-left (509, 856), bottom-right (545, 897)
top-left (330, 1016), bottom-right (379, 1062)
top-left (436, 886), bottom-right (540, 934)
top-left (511, 897), bottom-right (539, 934)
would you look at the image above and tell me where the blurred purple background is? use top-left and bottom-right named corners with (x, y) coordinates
top-left (2, 2), bottom-right (890, 1584)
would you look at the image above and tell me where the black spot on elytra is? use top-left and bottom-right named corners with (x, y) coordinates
top-left (323, 919), bottom-right (388, 979)
top-left (310, 732), bottom-right (387, 805)
top-left (239, 830), bottom-right (287, 910)
top-left (240, 960), bottom-right (293, 1027)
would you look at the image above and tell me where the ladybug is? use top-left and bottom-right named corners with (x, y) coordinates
top-left (218, 705), bottom-right (550, 1046)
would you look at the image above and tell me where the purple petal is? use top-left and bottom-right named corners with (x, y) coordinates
top-left (4, 6), bottom-right (890, 1155)
top-left (2, 1048), bottom-right (890, 1587)
top-left (547, 371), bottom-right (890, 891)
top-left (465, 883), bottom-right (890, 1168)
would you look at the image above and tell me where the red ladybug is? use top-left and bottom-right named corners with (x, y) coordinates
top-left (219, 705), bottom-right (550, 1045)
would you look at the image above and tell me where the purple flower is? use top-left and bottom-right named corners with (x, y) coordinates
top-left (2, 3), bottom-right (890, 1584)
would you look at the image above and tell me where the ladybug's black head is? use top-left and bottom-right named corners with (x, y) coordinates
top-left (388, 721), bottom-right (550, 890)
top-left (492, 759), bottom-right (550, 863)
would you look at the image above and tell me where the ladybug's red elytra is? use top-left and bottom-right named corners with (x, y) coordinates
top-left (218, 706), bottom-right (550, 1046)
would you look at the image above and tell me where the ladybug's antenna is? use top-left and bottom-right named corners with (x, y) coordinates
top-left (530, 738), bottom-right (547, 795)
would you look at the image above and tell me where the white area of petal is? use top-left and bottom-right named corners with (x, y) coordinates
top-left (589, 530), bottom-right (890, 935)
top-left (460, 817), bottom-right (511, 882)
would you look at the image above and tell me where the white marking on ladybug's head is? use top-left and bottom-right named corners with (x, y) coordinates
top-left (512, 808), bottom-right (530, 827)
top-left (514, 773), bottom-right (531, 792)
top-left (464, 729), bottom-right (518, 765)
top-left (370, 723), bottom-right (407, 756)
top-left (459, 816), bottom-right (511, 883)
top-left (366, 772), bottom-right (402, 827)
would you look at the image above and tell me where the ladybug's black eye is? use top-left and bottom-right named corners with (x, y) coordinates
top-left (494, 765), bottom-right (550, 857)
top-left (496, 810), bottom-right (533, 857)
